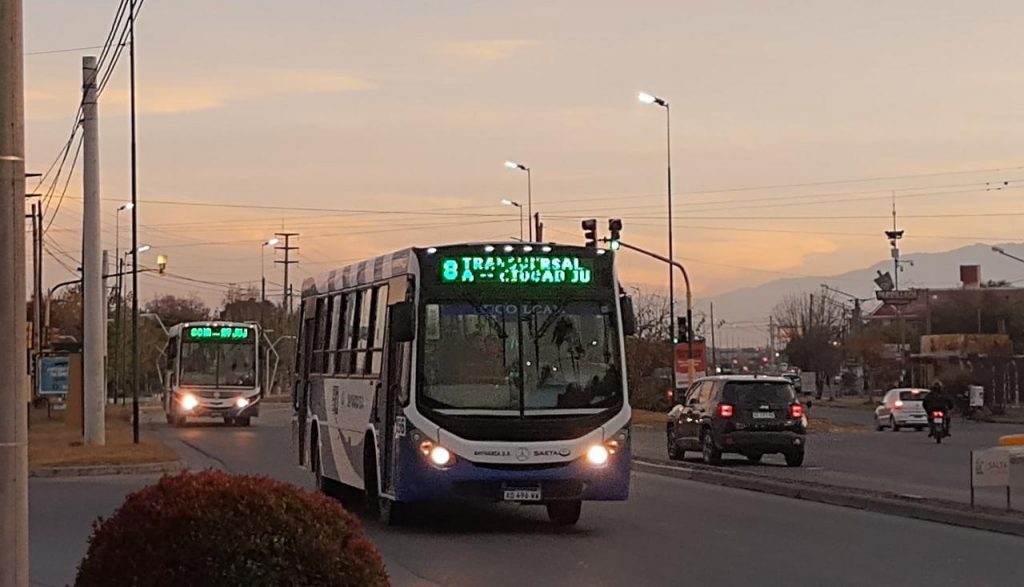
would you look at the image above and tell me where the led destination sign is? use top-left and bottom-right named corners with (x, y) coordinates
top-left (440, 255), bottom-right (593, 285)
top-left (185, 326), bottom-right (253, 341)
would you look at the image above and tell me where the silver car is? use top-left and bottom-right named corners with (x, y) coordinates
top-left (875, 388), bottom-right (930, 431)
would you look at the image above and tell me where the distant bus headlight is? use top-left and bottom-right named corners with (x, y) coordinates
top-left (586, 445), bottom-right (610, 466)
top-left (181, 394), bottom-right (199, 411)
top-left (235, 397), bottom-right (250, 409)
top-left (429, 446), bottom-right (453, 467)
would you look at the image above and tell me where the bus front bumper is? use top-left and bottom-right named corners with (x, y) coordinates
top-left (173, 393), bottom-right (260, 419)
top-left (393, 440), bottom-right (630, 504)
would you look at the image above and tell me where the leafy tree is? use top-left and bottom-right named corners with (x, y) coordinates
top-left (144, 294), bottom-right (211, 328)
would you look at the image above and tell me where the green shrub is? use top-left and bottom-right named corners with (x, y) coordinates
top-left (75, 470), bottom-right (388, 587)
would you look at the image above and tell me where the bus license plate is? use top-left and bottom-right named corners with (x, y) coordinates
top-left (753, 411), bottom-right (774, 419)
top-left (504, 488), bottom-right (541, 502)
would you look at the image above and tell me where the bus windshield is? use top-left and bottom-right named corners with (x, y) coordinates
top-left (420, 301), bottom-right (622, 413)
top-left (180, 341), bottom-right (256, 387)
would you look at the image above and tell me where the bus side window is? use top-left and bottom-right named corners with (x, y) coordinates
top-left (369, 285), bottom-right (388, 375)
top-left (166, 336), bottom-right (178, 387)
top-left (355, 288), bottom-right (373, 375)
top-left (328, 293), bottom-right (344, 374)
top-left (312, 296), bottom-right (330, 374)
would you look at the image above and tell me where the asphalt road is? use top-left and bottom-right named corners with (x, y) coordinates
top-left (30, 405), bottom-right (1024, 586)
top-left (633, 404), bottom-right (1024, 508)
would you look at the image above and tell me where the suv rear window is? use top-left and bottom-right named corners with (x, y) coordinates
top-left (722, 381), bottom-right (795, 406)
top-left (899, 390), bottom-right (929, 401)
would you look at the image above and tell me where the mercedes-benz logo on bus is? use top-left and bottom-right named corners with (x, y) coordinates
top-left (515, 447), bottom-right (530, 462)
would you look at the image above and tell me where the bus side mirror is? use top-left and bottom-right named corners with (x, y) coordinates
top-left (390, 301), bottom-right (416, 343)
top-left (620, 296), bottom-right (637, 336)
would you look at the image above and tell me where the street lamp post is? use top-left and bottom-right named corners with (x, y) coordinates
top-left (639, 91), bottom-right (679, 389)
top-left (261, 238), bottom-right (279, 305)
top-left (504, 160), bottom-right (532, 241)
top-left (114, 202), bottom-right (133, 403)
top-left (500, 199), bottom-right (524, 241)
top-left (261, 238), bottom-right (279, 325)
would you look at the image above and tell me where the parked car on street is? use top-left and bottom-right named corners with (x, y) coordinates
top-left (666, 375), bottom-right (807, 467)
top-left (875, 388), bottom-right (930, 431)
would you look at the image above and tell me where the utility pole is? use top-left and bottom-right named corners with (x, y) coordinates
top-left (534, 212), bottom-right (543, 243)
top-left (82, 55), bottom-right (105, 446)
top-left (27, 203), bottom-right (40, 388)
top-left (274, 232), bottom-right (299, 313)
top-left (769, 315), bottom-right (776, 369)
top-left (129, 0), bottom-right (142, 444)
top-left (1, 0), bottom-right (30, 580)
top-left (34, 203), bottom-right (42, 354)
top-left (710, 302), bottom-right (717, 372)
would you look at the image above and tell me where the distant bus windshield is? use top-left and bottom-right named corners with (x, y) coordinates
top-left (180, 340), bottom-right (256, 387)
top-left (419, 301), bottom-right (622, 412)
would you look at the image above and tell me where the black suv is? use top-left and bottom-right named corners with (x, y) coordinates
top-left (666, 375), bottom-right (806, 467)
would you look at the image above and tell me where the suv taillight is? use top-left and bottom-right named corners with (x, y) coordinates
top-left (789, 404), bottom-right (804, 419)
top-left (716, 403), bottom-right (734, 418)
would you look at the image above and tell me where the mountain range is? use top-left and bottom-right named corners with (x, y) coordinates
top-left (702, 242), bottom-right (1024, 345)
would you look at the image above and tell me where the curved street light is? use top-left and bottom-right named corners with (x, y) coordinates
top-left (504, 160), bottom-right (532, 240)
top-left (501, 199), bottom-right (524, 241)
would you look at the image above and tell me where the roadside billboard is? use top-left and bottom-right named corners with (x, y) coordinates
top-left (675, 341), bottom-right (706, 388)
top-left (38, 356), bottom-right (70, 396)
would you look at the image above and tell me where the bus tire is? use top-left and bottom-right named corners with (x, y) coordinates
top-left (546, 500), bottom-right (582, 526)
top-left (363, 438), bottom-right (382, 520)
top-left (236, 417), bottom-right (251, 427)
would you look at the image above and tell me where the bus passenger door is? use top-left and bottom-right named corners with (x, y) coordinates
top-left (380, 278), bottom-right (412, 494)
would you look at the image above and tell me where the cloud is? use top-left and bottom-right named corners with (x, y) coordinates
top-left (436, 39), bottom-right (541, 64)
top-left (28, 69), bottom-right (375, 118)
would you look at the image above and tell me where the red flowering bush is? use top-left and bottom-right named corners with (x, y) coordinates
top-left (75, 470), bottom-right (388, 586)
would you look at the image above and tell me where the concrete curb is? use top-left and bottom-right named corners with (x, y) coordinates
top-left (30, 460), bottom-right (184, 478)
top-left (634, 457), bottom-right (1024, 538)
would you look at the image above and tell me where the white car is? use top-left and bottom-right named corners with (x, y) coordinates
top-left (875, 388), bottom-right (930, 431)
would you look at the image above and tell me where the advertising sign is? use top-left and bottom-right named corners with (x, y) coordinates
top-left (971, 449), bottom-right (1010, 488)
top-left (675, 341), bottom-right (707, 388)
top-left (38, 356), bottom-right (70, 396)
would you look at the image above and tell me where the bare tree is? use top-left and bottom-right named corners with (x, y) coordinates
top-left (629, 286), bottom-right (671, 342)
top-left (773, 290), bottom-right (846, 396)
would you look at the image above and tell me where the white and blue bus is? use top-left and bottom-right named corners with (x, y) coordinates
top-left (293, 243), bottom-right (635, 525)
top-left (162, 321), bottom-right (262, 427)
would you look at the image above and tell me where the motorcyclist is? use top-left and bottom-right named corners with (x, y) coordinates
top-left (923, 381), bottom-right (955, 437)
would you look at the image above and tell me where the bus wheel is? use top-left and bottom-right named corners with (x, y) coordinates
top-left (363, 442), bottom-right (382, 520)
top-left (236, 417), bottom-right (251, 427)
top-left (546, 500), bottom-right (582, 526)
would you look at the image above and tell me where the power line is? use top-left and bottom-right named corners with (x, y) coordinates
top-left (26, 44), bottom-right (105, 56)
top-left (43, 135), bottom-right (84, 234)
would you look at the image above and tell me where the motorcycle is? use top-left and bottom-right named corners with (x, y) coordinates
top-left (930, 410), bottom-right (949, 444)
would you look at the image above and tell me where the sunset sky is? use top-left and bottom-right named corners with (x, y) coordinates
top-left (22, 1), bottom-right (1024, 326)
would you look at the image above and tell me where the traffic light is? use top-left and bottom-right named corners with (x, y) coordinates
top-left (607, 218), bottom-right (622, 250)
top-left (677, 317), bottom-right (689, 343)
top-left (582, 219), bottom-right (598, 248)
top-left (157, 254), bottom-right (168, 274)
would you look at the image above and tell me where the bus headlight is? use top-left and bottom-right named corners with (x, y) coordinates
top-left (413, 432), bottom-right (455, 468)
top-left (586, 445), bottom-right (610, 466)
top-left (235, 397), bottom-right (250, 409)
top-left (429, 446), bottom-right (453, 467)
top-left (181, 393), bottom-right (199, 411)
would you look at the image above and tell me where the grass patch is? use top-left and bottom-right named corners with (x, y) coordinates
top-left (30, 404), bottom-right (178, 469)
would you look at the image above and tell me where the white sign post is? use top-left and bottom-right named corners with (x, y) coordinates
top-left (971, 449), bottom-right (1011, 510)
